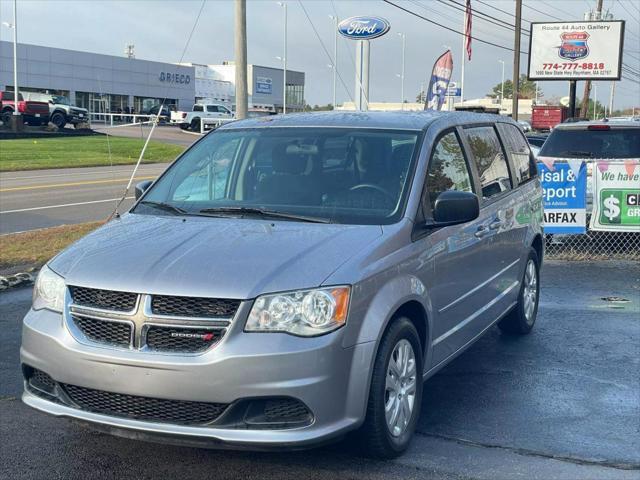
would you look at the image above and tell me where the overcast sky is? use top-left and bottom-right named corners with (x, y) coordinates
top-left (1, 0), bottom-right (638, 109)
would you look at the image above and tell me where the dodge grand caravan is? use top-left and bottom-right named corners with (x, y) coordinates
top-left (22, 111), bottom-right (543, 458)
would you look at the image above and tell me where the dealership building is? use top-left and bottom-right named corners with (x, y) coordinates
top-left (0, 41), bottom-right (305, 114)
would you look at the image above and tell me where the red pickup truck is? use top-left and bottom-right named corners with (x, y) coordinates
top-left (0, 91), bottom-right (50, 126)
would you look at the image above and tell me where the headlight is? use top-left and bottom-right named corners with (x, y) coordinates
top-left (32, 265), bottom-right (66, 313)
top-left (245, 287), bottom-right (350, 337)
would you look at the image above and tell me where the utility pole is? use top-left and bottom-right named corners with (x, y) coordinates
top-left (580, 0), bottom-right (603, 118)
top-left (512, 0), bottom-right (522, 120)
top-left (608, 81), bottom-right (615, 118)
top-left (234, 0), bottom-right (248, 119)
top-left (398, 32), bottom-right (406, 109)
top-left (460, 19), bottom-right (466, 103)
top-left (329, 15), bottom-right (338, 109)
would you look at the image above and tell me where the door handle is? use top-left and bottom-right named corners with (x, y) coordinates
top-left (475, 226), bottom-right (489, 238)
top-left (489, 219), bottom-right (502, 230)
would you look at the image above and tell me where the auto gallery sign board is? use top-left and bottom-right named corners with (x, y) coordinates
top-left (528, 21), bottom-right (625, 80)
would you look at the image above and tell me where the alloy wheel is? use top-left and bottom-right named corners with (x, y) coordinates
top-left (385, 339), bottom-right (417, 437)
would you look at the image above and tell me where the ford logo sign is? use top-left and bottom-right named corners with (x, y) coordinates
top-left (338, 16), bottom-right (390, 40)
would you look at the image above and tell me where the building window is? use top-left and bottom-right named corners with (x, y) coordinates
top-left (286, 84), bottom-right (304, 108)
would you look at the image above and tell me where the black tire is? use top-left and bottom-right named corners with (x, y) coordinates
top-left (51, 112), bottom-right (66, 129)
top-left (179, 123), bottom-right (190, 130)
top-left (498, 248), bottom-right (540, 335)
top-left (190, 118), bottom-right (201, 132)
top-left (356, 317), bottom-right (423, 459)
top-left (1, 109), bottom-right (12, 126)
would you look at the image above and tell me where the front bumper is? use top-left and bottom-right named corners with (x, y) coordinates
top-left (21, 307), bottom-right (375, 448)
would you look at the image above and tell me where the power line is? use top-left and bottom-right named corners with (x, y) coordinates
top-left (522, 2), bottom-right (563, 21)
top-left (297, 0), bottom-right (355, 104)
top-left (437, 0), bottom-right (531, 37)
top-left (383, 0), bottom-right (529, 55)
top-left (475, 0), bottom-right (532, 24)
top-left (617, 0), bottom-right (640, 23)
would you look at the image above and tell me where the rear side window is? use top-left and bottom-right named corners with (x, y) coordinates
top-left (425, 132), bottom-right (473, 211)
top-left (193, 105), bottom-right (204, 112)
top-left (539, 128), bottom-right (640, 159)
top-left (499, 123), bottom-right (536, 185)
top-left (463, 126), bottom-right (512, 200)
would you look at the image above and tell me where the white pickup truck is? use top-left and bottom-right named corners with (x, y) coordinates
top-left (170, 103), bottom-right (234, 131)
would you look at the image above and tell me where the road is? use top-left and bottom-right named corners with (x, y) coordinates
top-left (0, 163), bottom-right (170, 234)
top-left (0, 125), bottom-right (200, 235)
top-left (1, 261), bottom-right (638, 479)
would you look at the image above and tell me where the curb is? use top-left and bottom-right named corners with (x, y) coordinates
top-left (0, 271), bottom-right (36, 292)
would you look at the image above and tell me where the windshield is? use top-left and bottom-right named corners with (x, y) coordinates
top-left (135, 127), bottom-right (420, 225)
top-left (52, 95), bottom-right (70, 105)
top-left (539, 128), bottom-right (640, 159)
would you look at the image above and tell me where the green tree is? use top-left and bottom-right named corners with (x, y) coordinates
top-left (488, 74), bottom-right (542, 100)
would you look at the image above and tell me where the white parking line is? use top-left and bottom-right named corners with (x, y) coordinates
top-left (0, 197), bottom-right (135, 214)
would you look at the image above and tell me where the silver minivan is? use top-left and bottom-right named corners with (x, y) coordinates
top-left (22, 111), bottom-right (543, 458)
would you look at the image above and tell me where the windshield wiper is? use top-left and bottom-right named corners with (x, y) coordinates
top-left (139, 200), bottom-right (188, 215)
top-left (198, 207), bottom-right (331, 224)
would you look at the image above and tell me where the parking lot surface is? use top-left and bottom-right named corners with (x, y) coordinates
top-left (1, 261), bottom-right (638, 479)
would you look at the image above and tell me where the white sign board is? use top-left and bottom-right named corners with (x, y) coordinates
top-left (528, 21), bottom-right (624, 80)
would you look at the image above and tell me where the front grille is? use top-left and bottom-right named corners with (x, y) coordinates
top-left (62, 384), bottom-right (228, 425)
top-left (145, 326), bottom-right (225, 353)
top-left (72, 315), bottom-right (132, 347)
top-left (70, 286), bottom-right (138, 312)
top-left (151, 295), bottom-right (240, 318)
top-left (264, 398), bottom-right (312, 423)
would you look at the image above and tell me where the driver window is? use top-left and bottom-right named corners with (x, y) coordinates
top-left (425, 132), bottom-right (473, 213)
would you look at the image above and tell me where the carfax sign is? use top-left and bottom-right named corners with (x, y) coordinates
top-left (590, 161), bottom-right (640, 232)
top-left (528, 21), bottom-right (625, 80)
top-left (538, 160), bottom-right (587, 234)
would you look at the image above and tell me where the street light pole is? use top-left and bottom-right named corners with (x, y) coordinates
top-left (234, 0), bottom-right (248, 119)
top-left (498, 60), bottom-right (505, 110)
top-left (278, 2), bottom-right (288, 114)
top-left (329, 15), bottom-right (338, 109)
top-left (398, 32), bottom-right (405, 110)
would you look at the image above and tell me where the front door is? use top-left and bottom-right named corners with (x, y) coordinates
top-left (419, 129), bottom-right (496, 366)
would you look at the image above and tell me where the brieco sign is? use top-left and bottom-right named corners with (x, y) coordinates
top-left (159, 72), bottom-right (191, 84)
top-left (338, 16), bottom-right (390, 40)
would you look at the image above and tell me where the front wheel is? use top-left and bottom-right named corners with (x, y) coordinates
top-left (356, 317), bottom-right (423, 458)
top-left (498, 249), bottom-right (540, 335)
top-left (50, 112), bottom-right (66, 129)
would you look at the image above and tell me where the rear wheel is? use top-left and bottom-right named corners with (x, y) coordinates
top-left (498, 249), bottom-right (540, 335)
top-left (190, 117), bottom-right (201, 132)
top-left (1, 109), bottom-right (12, 125)
top-left (357, 317), bottom-right (423, 458)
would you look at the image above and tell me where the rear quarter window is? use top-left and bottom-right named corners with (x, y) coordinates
top-left (539, 128), bottom-right (640, 159)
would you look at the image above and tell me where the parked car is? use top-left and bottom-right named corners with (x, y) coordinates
top-left (170, 103), bottom-right (233, 131)
top-left (518, 120), bottom-right (532, 132)
top-left (22, 111), bottom-right (543, 458)
top-left (538, 120), bottom-right (640, 211)
top-left (23, 93), bottom-right (89, 129)
top-left (0, 91), bottom-right (50, 126)
top-left (144, 104), bottom-right (174, 123)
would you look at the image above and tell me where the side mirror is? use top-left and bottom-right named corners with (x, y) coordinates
top-left (430, 190), bottom-right (479, 227)
top-left (135, 180), bottom-right (153, 200)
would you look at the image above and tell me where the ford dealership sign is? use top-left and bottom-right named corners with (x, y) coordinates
top-left (338, 16), bottom-right (390, 40)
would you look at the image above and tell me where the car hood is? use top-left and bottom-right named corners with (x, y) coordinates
top-left (49, 213), bottom-right (383, 299)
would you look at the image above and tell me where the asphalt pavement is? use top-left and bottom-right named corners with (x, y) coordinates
top-left (0, 163), bottom-right (170, 234)
top-left (1, 261), bottom-right (638, 479)
top-left (0, 125), bottom-right (198, 235)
